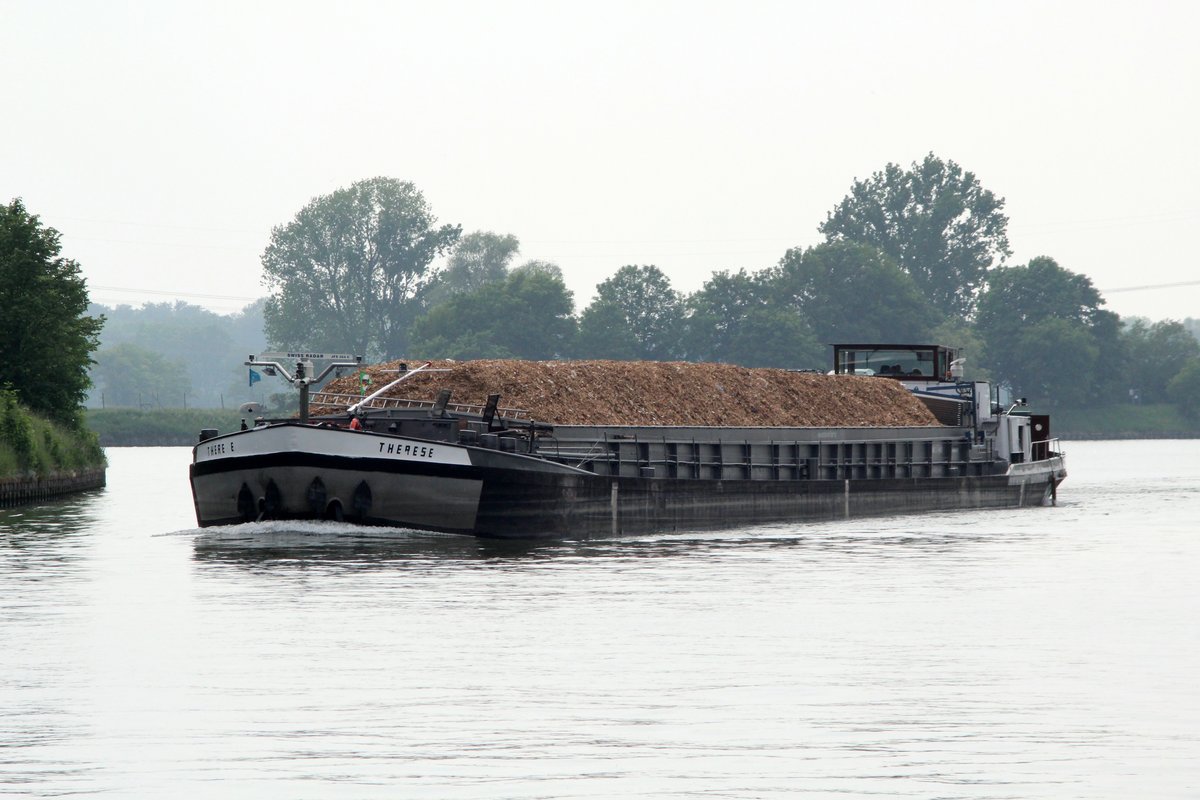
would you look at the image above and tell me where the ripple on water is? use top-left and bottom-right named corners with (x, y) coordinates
top-left (1, 442), bottom-right (1198, 798)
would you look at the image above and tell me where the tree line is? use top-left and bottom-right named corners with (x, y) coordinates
top-left (1, 198), bottom-right (271, 418)
top-left (260, 158), bottom-right (1200, 417)
top-left (85, 299), bottom-right (267, 410)
top-left (5, 155), bottom-right (1200, 427)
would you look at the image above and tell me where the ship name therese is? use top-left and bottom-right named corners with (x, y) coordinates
top-left (378, 441), bottom-right (436, 459)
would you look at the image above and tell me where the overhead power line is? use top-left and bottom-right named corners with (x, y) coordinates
top-left (1101, 279), bottom-right (1200, 294)
top-left (90, 285), bottom-right (263, 302)
top-left (54, 214), bottom-right (265, 235)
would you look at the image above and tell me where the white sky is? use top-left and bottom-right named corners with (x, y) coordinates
top-left (3, 0), bottom-right (1198, 321)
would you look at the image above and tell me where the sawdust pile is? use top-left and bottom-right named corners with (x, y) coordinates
top-left (312, 359), bottom-right (942, 427)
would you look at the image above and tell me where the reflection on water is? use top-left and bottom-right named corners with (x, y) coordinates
top-left (0, 492), bottom-right (101, 542)
top-left (1, 494), bottom-right (106, 796)
top-left (0, 494), bottom-right (103, 589)
top-left (1, 442), bottom-right (1199, 798)
top-left (187, 513), bottom-right (1024, 573)
top-left (190, 521), bottom-right (561, 567)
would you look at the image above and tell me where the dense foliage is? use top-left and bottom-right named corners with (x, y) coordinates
top-left (1123, 319), bottom-right (1200, 404)
top-left (769, 242), bottom-right (935, 345)
top-left (88, 299), bottom-right (266, 409)
top-left (682, 269), bottom-right (820, 368)
top-left (576, 265), bottom-right (685, 360)
top-left (975, 257), bottom-right (1118, 409)
top-left (1, 388), bottom-right (105, 475)
top-left (262, 177), bottom-right (461, 360)
top-left (52, 163), bottom-right (1200, 434)
top-left (86, 408), bottom-right (245, 447)
top-left (820, 153), bottom-right (1011, 318)
top-left (421, 231), bottom-right (521, 307)
top-left (92, 342), bottom-right (192, 408)
top-left (0, 199), bottom-right (104, 426)
top-left (410, 262), bottom-right (576, 359)
top-left (1167, 361), bottom-right (1200, 420)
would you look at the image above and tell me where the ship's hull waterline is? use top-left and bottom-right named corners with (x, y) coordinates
top-left (190, 423), bottom-right (1067, 539)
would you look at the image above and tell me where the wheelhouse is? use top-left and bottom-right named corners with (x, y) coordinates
top-left (832, 343), bottom-right (960, 382)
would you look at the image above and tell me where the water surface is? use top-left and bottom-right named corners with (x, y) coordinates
top-left (2, 441), bottom-right (1198, 798)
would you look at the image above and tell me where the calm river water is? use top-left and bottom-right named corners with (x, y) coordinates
top-left (1, 441), bottom-right (1198, 798)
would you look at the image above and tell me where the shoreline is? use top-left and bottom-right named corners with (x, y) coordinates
top-left (0, 468), bottom-right (108, 507)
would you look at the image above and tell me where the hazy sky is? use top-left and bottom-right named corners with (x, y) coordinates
top-left (3, 1), bottom-right (1198, 322)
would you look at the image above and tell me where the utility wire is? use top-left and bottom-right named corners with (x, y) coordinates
top-left (1101, 279), bottom-right (1200, 294)
top-left (90, 285), bottom-right (263, 302)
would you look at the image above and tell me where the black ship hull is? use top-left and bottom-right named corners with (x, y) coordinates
top-left (190, 423), bottom-right (1067, 539)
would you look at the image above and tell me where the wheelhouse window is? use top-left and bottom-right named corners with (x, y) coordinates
top-left (833, 344), bottom-right (957, 381)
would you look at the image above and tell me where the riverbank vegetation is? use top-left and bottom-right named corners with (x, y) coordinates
top-left (1054, 403), bottom-right (1200, 440)
top-left (18, 155), bottom-right (1193, 444)
top-left (1, 199), bottom-right (104, 429)
top-left (0, 390), bottom-right (105, 476)
top-left (86, 409), bottom-right (246, 447)
top-left (246, 164), bottom-right (1199, 429)
top-left (1, 200), bottom-right (107, 480)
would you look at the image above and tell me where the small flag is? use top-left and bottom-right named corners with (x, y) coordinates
top-left (249, 368), bottom-right (262, 387)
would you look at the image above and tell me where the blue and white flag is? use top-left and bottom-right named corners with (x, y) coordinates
top-left (248, 368), bottom-right (262, 387)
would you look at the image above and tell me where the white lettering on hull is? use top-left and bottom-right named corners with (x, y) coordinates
top-left (193, 425), bottom-right (472, 466)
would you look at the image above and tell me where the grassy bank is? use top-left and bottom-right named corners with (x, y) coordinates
top-left (86, 408), bottom-right (250, 446)
top-left (0, 391), bottom-right (106, 478)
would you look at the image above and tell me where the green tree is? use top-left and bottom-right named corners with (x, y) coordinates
top-left (820, 153), bottom-right (1011, 317)
top-left (262, 177), bottom-right (461, 360)
top-left (498, 266), bottom-right (577, 359)
top-left (91, 342), bottom-right (192, 408)
top-left (1089, 305), bottom-right (1127, 402)
top-left (1167, 358), bottom-right (1200, 420)
top-left (683, 269), bottom-right (822, 368)
top-left (423, 231), bottom-right (521, 306)
top-left (575, 265), bottom-right (684, 360)
top-left (927, 317), bottom-right (992, 382)
top-left (1182, 317), bottom-right (1200, 343)
top-left (511, 260), bottom-right (563, 279)
top-left (226, 298), bottom-right (268, 344)
top-left (410, 264), bottom-right (576, 360)
top-left (0, 388), bottom-right (34, 465)
top-left (573, 302), bottom-right (641, 360)
top-left (1122, 319), bottom-right (1200, 404)
top-left (1011, 318), bottom-right (1101, 410)
top-left (0, 199), bottom-right (104, 426)
top-left (768, 241), bottom-right (937, 344)
top-left (87, 299), bottom-right (268, 409)
top-left (89, 300), bottom-right (241, 408)
top-left (975, 256), bottom-right (1117, 407)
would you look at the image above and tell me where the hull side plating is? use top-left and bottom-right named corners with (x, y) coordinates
top-left (190, 424), bottom-right (1065, 539)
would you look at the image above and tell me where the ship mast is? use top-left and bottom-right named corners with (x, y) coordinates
top-left (246, 352), bottom-right (362, 423)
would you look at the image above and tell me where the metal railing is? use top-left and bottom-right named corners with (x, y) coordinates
top-left (1032, 437), bottom-right (1064, 462)
top-left (308, 391), bottom-right (532, 420)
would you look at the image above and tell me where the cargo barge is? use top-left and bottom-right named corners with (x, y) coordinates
top-left (189, 345), bottom-right (1066, 538)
